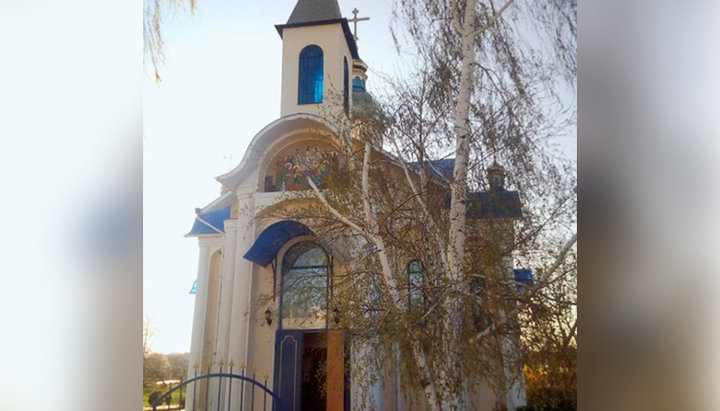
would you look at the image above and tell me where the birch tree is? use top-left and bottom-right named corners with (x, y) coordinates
top-left (143, 0), bottom-right (197, 82)
top-left (263, 0), bottom-right (576, 409)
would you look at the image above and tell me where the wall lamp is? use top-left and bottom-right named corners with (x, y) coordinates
top-left (265, 309), bottom-right (273, 326)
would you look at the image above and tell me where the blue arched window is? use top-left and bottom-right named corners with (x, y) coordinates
top-left (343, 57), bottom-right (349, 114)
top-left (298, 45), bottom-right (324, 104)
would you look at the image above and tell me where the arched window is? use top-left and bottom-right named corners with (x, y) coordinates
top-left (470, 273), bottom-right (490, 330)
top-left (298, 45), bottom-right (324, 104)
top-left (407, 259), bottom-right (424, 310)
top-left (281, 241), bottom-right (330, 329)
top-left (343, 57), bottom-right (349, 114)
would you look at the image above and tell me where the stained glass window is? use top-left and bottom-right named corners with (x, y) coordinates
top-left (298, 45), bottom-right (324, 104)
top-left (281, 241), bottom-right (330, 329)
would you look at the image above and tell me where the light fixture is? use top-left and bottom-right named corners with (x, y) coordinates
top-left (333, 306), bottom-right (341, 325)
top-left (265, 309), bottom-right (272, 326)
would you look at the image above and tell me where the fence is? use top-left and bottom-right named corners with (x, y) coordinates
top-left (152, 365), bottom-right (280, 411)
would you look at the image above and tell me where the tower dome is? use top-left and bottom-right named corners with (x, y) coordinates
top-left (351, 58), bottom-right (376, 118)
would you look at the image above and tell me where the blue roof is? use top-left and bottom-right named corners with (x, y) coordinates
top-left (410, 158), bottom-right (521, 219)
top-left (286, 0), bottom-right (341, 25)
top-left (186, 206), bottom-right (231, 236)
top-left (274, 0), bottom-right (360, 60)
top-left (466, 190), bottom-right (522, 219)
top-left (243, 221), bottom-right (313, 267)
top-left (409, 158), bottom-right (455, 180)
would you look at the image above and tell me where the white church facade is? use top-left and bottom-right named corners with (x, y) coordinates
top-left (183, 1), bottom-right (527, 410)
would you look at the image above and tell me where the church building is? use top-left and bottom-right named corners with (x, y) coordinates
top-left (184, 1), bottom-right (527, 410)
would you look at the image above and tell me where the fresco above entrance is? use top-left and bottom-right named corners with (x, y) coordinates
top-left (264, 142), bottom-right (345, 192)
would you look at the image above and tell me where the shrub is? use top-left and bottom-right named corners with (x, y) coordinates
top-left (148, 390), bottom-right (163, 407)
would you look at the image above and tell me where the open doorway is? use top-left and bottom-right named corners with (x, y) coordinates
top-left (301, 332), bottom-right (327, 410)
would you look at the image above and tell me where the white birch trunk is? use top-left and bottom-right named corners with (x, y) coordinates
top-left (440, 0), bottom-right (478, 409)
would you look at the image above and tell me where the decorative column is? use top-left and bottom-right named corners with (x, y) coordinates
top-left (227, 193), bottom-right (256, 409)
top-left (215, 219), bottom-right (238, 361)
top-left (215, 219), bottom-right (238, 406)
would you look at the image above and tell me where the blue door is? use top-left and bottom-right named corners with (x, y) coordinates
top-left (274, 330), bottom-right (304, 411)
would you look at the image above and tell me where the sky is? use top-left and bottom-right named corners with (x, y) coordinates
top-left (142, 0), bottom-right (576, 354)
top-left (143, 0), bottom-right (403, 354)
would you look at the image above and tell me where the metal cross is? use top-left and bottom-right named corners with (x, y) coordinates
top-left (348, 8), bottom-right (370, 43)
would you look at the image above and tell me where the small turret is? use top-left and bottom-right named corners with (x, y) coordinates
top-left (351, 58), bottom-right (376, 118)
top-left (486, 162), bottom-right (506, 191)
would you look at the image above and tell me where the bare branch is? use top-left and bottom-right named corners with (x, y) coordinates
top-left (539, 232), bottom-right (577, 283)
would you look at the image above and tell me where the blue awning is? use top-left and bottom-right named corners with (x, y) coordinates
top-left (186, 206), bottom-right (231, 236)
top-left (243, 221), bottom-right (313, 267)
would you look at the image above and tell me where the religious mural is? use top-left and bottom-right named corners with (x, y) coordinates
top-left (264, 143), bottom-right (344, 192)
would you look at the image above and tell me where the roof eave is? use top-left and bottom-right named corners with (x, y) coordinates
top-left (274, 18), bottom-right (359, 59)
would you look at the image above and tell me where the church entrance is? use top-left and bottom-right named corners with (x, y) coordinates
top-left (274, 329), bottom-right (346, 411)
top-left (301, 332), bottom-right (327, 410)
top-left (274, 240), bottom-right (348, 411)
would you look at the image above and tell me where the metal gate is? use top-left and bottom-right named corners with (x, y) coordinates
top-left (152, 365), bottom-right (281, 411)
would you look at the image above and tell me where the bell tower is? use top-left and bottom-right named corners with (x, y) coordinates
top-left (275, 0), bottom-right (360, 119)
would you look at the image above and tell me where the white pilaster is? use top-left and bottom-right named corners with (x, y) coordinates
top-left (228, 193), bottom-right (256, 409)
top-left (215, 219), bottom-right (239, 364)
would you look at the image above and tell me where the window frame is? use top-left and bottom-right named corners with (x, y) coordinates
top-left (343, 57), bottom-right (349, 114)
top-left (279, 240), bottom-right (331, 330)
top-left (298, 45), bottom-right (324, 105)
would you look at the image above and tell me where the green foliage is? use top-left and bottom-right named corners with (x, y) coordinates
top-left (166, 352), bottom-right (190, 380)
top-left (144, 352), bottom-right (171, 382)
top-left (144, 352), bottom-right (189, 382)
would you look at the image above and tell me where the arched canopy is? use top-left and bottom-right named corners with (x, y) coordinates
top-left (243, 221), bottom-right (313, 267)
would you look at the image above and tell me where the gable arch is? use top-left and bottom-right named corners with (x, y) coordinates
top-left (216, 114), bottom-right (345, 191)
